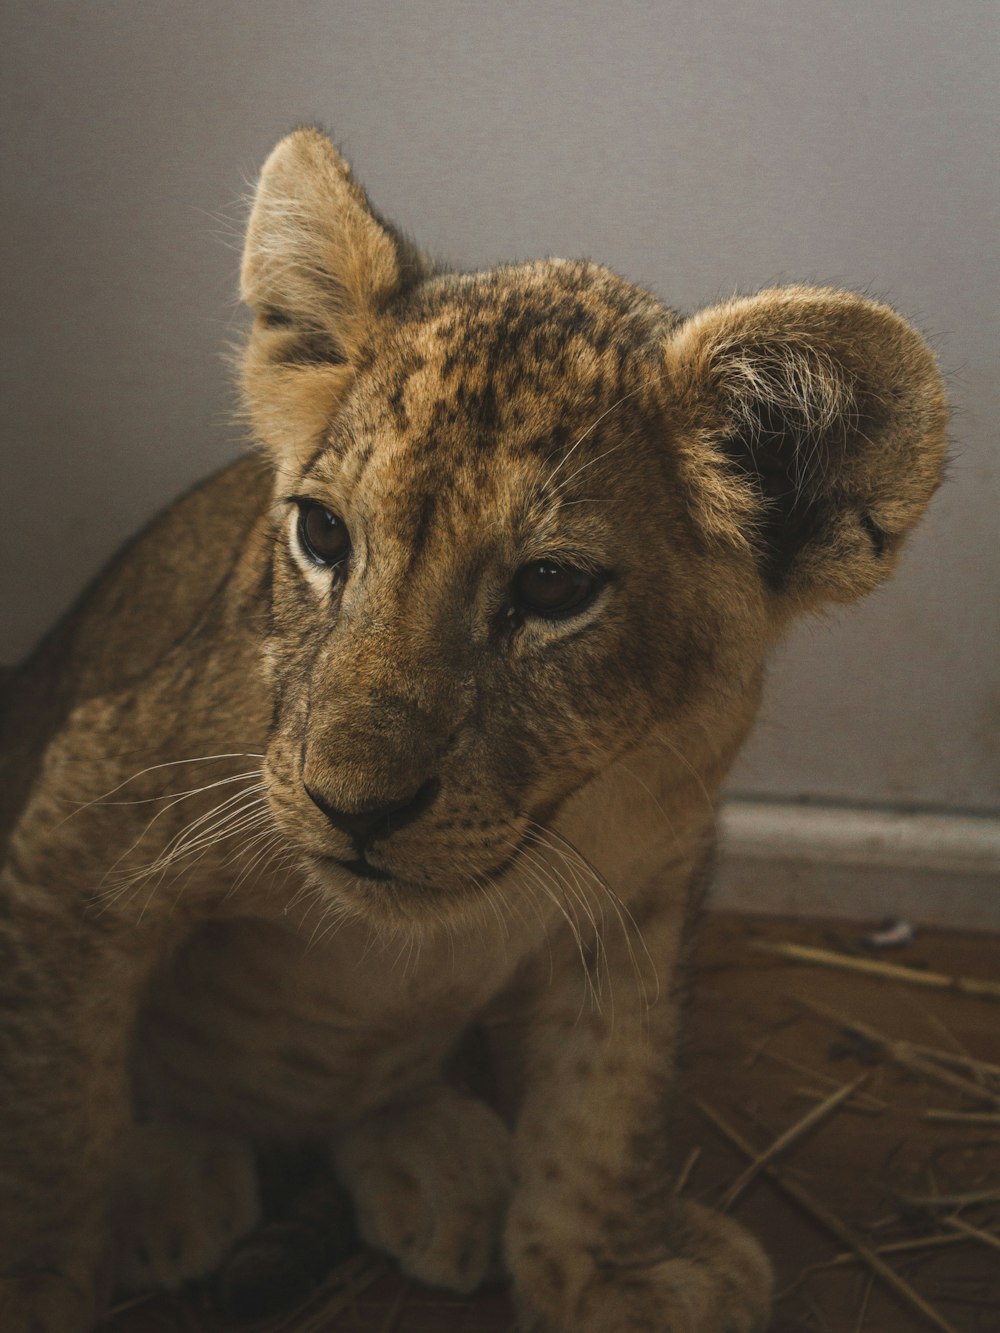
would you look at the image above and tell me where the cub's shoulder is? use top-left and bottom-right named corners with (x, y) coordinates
top-left (27, 454), bottom-right (272, 697)
top-left (0, 455), bottom-right (272, 848)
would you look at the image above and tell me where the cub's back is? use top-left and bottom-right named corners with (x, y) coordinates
top-left (0, 454), bottom-right (272, 851)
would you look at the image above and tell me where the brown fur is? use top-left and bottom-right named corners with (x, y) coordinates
top-left (0, 128), bottom-right (947, 1331)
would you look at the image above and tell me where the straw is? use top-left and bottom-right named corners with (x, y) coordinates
top-left (796, 998), bottom-right (1000, 1109)
top-left (751, 940), bottom-right (1000, 1003)
top-left (719, 1074), bottom-right (869, 1211)
top-left (696, 1099), bottom-right (960, 1333)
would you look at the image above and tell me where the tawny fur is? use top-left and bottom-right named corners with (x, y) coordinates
top-left (0, 128), bottom-right (947, 1332)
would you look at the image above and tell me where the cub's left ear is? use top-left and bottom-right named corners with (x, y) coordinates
top-left (664, 287), bottom-right (948, 609)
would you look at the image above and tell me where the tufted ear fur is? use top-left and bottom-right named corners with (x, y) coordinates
top-left (663, 287), bottom-right (948, 611)
top-left (240, 128), bottom-right (431, 465)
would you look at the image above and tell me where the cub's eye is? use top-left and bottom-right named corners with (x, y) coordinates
top-left (512, 561), bottom-right (598, 619)
top-left (296, 502), bottom-right (351, 569)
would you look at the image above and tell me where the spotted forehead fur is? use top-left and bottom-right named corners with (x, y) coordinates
top-left (300, 261), bottom-right (679, 565)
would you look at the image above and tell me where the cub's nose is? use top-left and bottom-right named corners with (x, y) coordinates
top-left (305, 777), bottom-right (441, 846)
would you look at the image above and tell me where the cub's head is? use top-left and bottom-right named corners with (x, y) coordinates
top-left (240, 128), bottom-right (947, 925)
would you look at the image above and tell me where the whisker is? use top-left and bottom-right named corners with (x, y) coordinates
top-left (548, 825), bottom-right (658, 1012)
top-left (93, 786), bottom-right (271, 911)
top-left (551, 424), bottom-right (644, 496)
top-left (79, 773), bottom-right (268, 899)
top-left (57, 753), bottom-right (265, 824)
top-left (59, 769), bottom-right (262, 817)
top-left (523, 819), bottom-right (660, 1018)
top-left (119, 787), bottom-right (269, 879)
top-left (228, 830), bottom-right (289, 893)
top-left (646, 734), bottom-right (716, 820)
top-left (518, 845), bottom-right (601, 1018)
top-left (543, 375), bottom-right (667, 493)
top-left (521, 831), bottom-right (612, 1019)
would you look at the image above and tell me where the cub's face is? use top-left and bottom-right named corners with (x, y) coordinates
top-left (241, 130), bottom-right (947, 923)
top-left (261, 264), bottom-right (725, 914)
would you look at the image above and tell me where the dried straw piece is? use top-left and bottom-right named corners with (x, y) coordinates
top-left (746, 1044), bottom-right (888, 1111)
top-left (922, 1109), bottom-right (1000, 1126)
top-left (792, 1087), bottom-right (884, 1117)
top-left (797, 999), bottom-right (1000, 1109)
top-left (853, 1273), bottom-right (875, 1333)
top-left (103, 1292), bottom-right (154, 1319)
top-left (751, 940), bottom-right (1000, 1003)
top-left (243, 1253), bottom-right (387, 1333)
top-left (719, 1074), bottom-right (869, 1211)
top-left (379, 1279), bottom-right (412, 1331)
top-left (696, 1099), bottom-right (960, 1333)
top-left (892, 1054), bottom-right (998, 1107)
top-left (907, 1042), bottom-right (1000, 1083)
top-left (943, 1216), bottom-right (1000, 1252)
top-left (803, 1287), bottom-right (833, 1331)
top-left (673, 1145), bottom-right (702, 1196)
top-left (895, 1187), bottom-right (1000, 1211)
top-left (809, 1232), bottom-right (969, 1270)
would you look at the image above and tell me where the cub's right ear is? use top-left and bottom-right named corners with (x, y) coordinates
top-left (240, 128), bottom-right (430, 467)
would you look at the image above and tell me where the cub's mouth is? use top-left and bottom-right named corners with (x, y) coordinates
top-left (307, 831), bottom-right (529, 902)
top-left (319, 854), bottom-right (393, 883)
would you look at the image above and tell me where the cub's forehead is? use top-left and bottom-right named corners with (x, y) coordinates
top-left (297, 263), bottom-right (677, 568)
top-left (348, 259), bottom-right (675, 461)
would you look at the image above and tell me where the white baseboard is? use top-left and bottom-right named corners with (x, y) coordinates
top-left (713, 800), bottom-right (1000, 929)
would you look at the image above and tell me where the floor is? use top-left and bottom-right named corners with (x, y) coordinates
top-left (103, 913), bottom-right (1000, 1332)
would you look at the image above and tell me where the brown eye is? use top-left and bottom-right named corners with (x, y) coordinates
top-left (512, 561), bottom-right (598, 619)
top-left (297, 502), bottom-right (351, 569)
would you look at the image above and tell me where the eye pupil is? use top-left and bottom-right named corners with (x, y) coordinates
top-left (298, 503), bottom-right (351, 568)
top-left (512, 561), bottom-right (596, 618)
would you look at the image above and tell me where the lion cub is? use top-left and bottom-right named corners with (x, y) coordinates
top-left (0, 128), bottom-right (946, 1331)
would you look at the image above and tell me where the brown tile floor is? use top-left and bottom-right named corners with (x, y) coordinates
top-left (103, 913), bottom-right (1000, 1332)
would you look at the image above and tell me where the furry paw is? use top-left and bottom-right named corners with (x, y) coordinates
top-left (112, 1121), bottom-right (260, 1293)
top-left (334, 1087), bottom-right (513, 1294)
top-left (510, 1201), bottom-right (772, 1332)
top-left (0, 1272), bottom-right (97, 1333)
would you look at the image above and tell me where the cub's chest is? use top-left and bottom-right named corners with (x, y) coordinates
top-left (134, 916), bottom-right (518, 1136)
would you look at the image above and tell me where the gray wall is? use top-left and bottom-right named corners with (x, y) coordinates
top-left (2, 1), bottom-right (997, 813)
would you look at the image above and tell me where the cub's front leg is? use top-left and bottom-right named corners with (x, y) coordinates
top-left (0, 861), bottom-right (146, 1333)
top-left (503, 883), bottom-right (771, 1333)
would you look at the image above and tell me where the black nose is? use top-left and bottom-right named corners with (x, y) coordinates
top-left (305, 777), bottom-right (441, 846)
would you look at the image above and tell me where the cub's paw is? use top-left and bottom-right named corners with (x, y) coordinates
top-left (510, 1201), bottom-right (772, 1332)
top-left (0, 1272), bottom-right (97, 1333)
top-left (334, 1087), bottom-right (513, 1294)
top-left (112, 1121), bottom-right (260, 1293)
